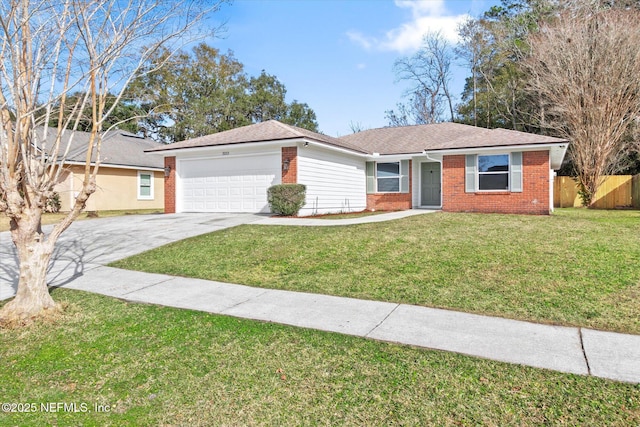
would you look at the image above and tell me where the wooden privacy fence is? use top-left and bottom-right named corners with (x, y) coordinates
top-left (554, 175), bottom-right (639, 209)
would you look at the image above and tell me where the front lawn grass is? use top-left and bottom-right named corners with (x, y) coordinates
top-left (1, 289), bottom-right (638, 426)
top-left (112, 208), bottom-right (640, 334)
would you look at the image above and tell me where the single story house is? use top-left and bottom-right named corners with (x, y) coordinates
top-left (50, 129), bottom-right (165, 212)
top-left (147, 120), bottom-right (568, 216)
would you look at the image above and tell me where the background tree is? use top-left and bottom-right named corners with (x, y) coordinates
top-left (128, 44), bottom-right (318, 143)
top-left (455, 18), bottom-right (486, 127)
top-left (386, 32), bottom-right (454, 126)
top-left (246, 71), bottom-right (288, 123)
top-left (348, 121), bottom-right (366, 134)
top-left (524, 5), bottom-right (640, 206)
top-left (246, 71), bottom-right (319, 131)
top-left (455, 0), bottom-right (556, 131)
top-left (283, 101), bottom-right (318, 132)
top-left (0, 0), bottom-right (223, 323)
top-left (127, 44), bottom-right (248, 143)
top-left (48, 93), bottom-right (142, 134)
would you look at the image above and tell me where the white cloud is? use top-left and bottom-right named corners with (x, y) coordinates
top-left (381, 14), bottom-right (468, 51)
top-left (395, 0), bottom-right (446, 17)
top-left (346, 31), bottom-right (373, 50)
top-left (356, 63), bottom-right (367, 70)
top-left (348, 0), bottom-right (469, 53)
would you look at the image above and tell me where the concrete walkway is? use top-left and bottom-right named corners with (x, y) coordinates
top-left (2, 210), bottom-right (639, 384)
top-left (252, 209), bottom-right (437, 226)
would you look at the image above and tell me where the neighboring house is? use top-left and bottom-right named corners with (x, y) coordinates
top-left (147, 120), bottom-right (568, 216)
top-left (48, 129), bottom-right (165, 212)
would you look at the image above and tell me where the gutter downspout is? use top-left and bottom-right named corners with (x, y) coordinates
top-left (423, 151), bottom-right (440, 163)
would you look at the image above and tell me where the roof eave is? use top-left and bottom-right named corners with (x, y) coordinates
top-left (424, 141), bottom-right (568, 154)
top-left (147, 136), bottom-right (369, 156)
top-left (365, 152), bottom-right (422, 161)
top-left (63, 160), bottom-right (164, 171)
top-left (145, 136), bottom-right (303, 153)
top-left (425, 141), bottom-right (570, 169)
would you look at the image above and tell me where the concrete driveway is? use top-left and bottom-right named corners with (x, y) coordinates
top-left (0, 213), bottom-right (265, 300)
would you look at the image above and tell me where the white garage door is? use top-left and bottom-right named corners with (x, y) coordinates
top-left (179, 153), bottom-right (280, 213)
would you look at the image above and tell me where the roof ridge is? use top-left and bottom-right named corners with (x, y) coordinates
top-left (269, 119), bottom-right (304, 137)
top-left (266, 120), bottom-right (369, 152)
top-left (340, 121), bottom-right (469, 138)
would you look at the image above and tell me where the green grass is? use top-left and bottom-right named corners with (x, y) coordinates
top-left (1, 289), bottom-right (638, 426)
top-left (0, 209), bottom-right (163, 232)
top-left (112, 208), bottom-right (640, 334)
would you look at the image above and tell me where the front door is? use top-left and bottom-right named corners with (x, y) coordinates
top-left (421, 162), bottom-right (441, 206)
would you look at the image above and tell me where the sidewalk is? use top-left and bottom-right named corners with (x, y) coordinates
top-left (61, 265), bottom-right (640, 384)
top-left (4, 210), bottom-right (640, 384)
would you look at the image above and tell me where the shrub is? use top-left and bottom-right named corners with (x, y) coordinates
top-left (45, 192), bottom-right (61, 213)
top-left (267, 184), bottom-right (306, 216)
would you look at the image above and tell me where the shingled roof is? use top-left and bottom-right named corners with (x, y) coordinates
top-left (145, 120), bottom-right (567, 156)
top-left (147, 120), bottom-right (368, 154)
top-left (339, 122), bottom-right (567, 155)
top-left (37, 128), bottom-right (164, 169)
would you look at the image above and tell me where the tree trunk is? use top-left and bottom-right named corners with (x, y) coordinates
top-left (0, 209), bottom-right (58, 322)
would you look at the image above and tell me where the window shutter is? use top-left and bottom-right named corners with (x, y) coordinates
top-left (465, 154), bottom-right (477, 193)
top-left (366, 162), bottom-right (375, 194)
top-left (511, 152), bottom-right (523, 192)
top-left (400, 160), bottom-right (409, 193)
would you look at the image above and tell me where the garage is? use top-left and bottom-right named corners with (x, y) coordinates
top-left (178, 152), bottom-right (280, 213)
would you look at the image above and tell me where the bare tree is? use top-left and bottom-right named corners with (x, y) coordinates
top-left (348, 121), bottom-right (366, 134)
top-left (389, 31), bottom-right (454, 125)
top-left (0, 0), bottom-right (224, 323)
top-left (525, 7), bottom-right (640, 206)
top-left (456, 19), bottom-right (485, 127)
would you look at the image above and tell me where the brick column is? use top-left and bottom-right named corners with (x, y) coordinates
top-left (281, 147), bottom-right (297, 184)
top-left (164, 156), bottom-right (176, 214)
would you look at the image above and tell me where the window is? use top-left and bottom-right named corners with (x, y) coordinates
top-left (366, 160), bottom-right (409, 194)
top-left (465, 153), bottom-right (522, 193)
top-left (376, 162), bottom-right (400, 192)
top-left (477, 154), bottom-right (509, 191)
top-left (138, 171), bottom-right (154, 200)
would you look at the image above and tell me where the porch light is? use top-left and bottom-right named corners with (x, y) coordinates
top-left (282, 158), bottom-right (290, 172)
top-left (164, 165), bottom-right (171, 177)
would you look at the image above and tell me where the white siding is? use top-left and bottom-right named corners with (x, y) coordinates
top-left (412, 159), bottom-right (420, 208)
top-left (297, 146), bottom-right (366, 216)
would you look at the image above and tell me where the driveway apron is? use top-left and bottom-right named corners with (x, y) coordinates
top-left (0, 213), bottom-right (265, 300)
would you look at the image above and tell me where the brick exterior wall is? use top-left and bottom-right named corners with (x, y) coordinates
top-left (281, 146), bottom-right (297, 184)
top-left (442, 151), bottom-right (550, 215)
top-left (164, 156), bottom-right (176, 214)
top-left (366, 160), bottom-right (413, 211)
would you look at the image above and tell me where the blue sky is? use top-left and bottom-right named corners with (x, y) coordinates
top-left (211, 0), bottom-right (498, 136)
